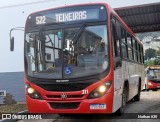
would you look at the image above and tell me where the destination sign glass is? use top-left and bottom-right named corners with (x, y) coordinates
top-left (26, 5), bottom-right (107, 28)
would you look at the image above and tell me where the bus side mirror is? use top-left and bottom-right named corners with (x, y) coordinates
top-left (10, 37), bottom-right (14, 51)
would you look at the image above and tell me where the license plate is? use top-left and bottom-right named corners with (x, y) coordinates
top-left (157, 86), bottom-right (160, 88)
top-left (90, 104), bottom-right (106, 110)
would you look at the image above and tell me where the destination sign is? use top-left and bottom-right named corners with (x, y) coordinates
top-left (34, 9), bottom-right (99, 25)
top-left (26, 5), bottom-right (107, 28)
top-left (55, 11), bottom-right (87, 22)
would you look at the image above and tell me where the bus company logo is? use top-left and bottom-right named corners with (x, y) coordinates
top-left (56, 80), bottom-right (69, 82)
top-left (2, 114), bottom-right (11, 120)
top-left (61, 93), bottom-right (67, 100)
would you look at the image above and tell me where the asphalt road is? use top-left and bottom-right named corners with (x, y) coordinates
top-left (13, 91), bottom-right (160, 122)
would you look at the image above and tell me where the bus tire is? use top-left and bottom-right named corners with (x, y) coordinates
top-left (153, 89), bottom-right (157, 91)
top-left (134, 82), bottom-right (141, 101)
top-left (59, 114), bottom-right (70, 117)
top-left (116, 85), bottom-right (127, 115)
top-left (145, 84), bottom-right (149, 91)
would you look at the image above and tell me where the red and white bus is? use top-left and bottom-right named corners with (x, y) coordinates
top-left (10, 2), bottom-right (145, 114)
top-left (144, 66), bottom-right (160, 91)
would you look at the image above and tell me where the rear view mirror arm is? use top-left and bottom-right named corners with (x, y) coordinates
top-left (9, 27), bottom-right (24, 51)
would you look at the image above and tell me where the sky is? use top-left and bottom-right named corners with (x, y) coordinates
top-left (0, 0), bottom-right (160, 72)
top-left (1, 0), bottom-right (160, 8)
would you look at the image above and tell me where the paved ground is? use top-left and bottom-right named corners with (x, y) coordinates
top-left (15, 90), bottom-right (160, 122)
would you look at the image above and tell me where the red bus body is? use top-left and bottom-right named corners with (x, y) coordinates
top-left (24, 2), bottom-right (144, 114)
top-left (145, 66), bottom-right (160, 91)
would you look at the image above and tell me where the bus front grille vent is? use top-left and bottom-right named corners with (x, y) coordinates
top-left (49, 102), bottom-right (80, 109)
top-left (46, 95), bottom-right (84, 99)
top-left (37, 83), bottom-right (92, 91)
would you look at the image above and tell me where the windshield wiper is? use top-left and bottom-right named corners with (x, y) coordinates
top-left (71, 23), bottom-right (86, 46)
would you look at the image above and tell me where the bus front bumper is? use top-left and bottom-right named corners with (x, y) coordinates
top-left (26, 93), bottom-right (113, 114)
top-left (148, 82), bottom-right (160, 89)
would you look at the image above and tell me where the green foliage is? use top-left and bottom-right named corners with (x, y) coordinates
top-left (154, 58), bottom-right (160, 65)
top-left (144, 48), bottom-right (156, 60)
top-left (156, 47), bottom-right (160, 57)
top-left (155, 47), bottom-right (160, 65)
top-left (3, 93), bottom-right (17, 105)
top-left (144, 60), bottom-right (155, 67)
top-left (0, 104), bottom-right (26, 113)
top-left (144, 56), bottom-right (160, 67)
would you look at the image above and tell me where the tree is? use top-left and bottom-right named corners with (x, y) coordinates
top-left (156, 47), bottom-right (160, 57)
top-left (154, 57), bottom-right (160, 65)
top-left (144, 60), bottom-right (155, 67)
top-left (3, 93), bottom-right (17, 105)
top-left (144, 48), bottom-right (156, 60)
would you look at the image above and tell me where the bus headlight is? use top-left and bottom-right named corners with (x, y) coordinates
top-left (99, 85), bottom-right (106, 93)
top-left (27, 87), bottom-right (35, 94)
top-left (26, 85), bottom-right (42, 100)
top-left (87, 82), bottom-right (111, 99)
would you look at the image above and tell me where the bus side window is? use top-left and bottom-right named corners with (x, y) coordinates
top-left (111, 18), bottom-right (121, 58)
top-left (141, 46), bottom-right (144, 63)
top-left (132, 38), bottom-right (137, 62)
top-left (121, 27), bottom-right (128, 59)
top-left (111, 17), bottom-right (122, 68)
top-left (127, 33), bottom-right (133, 60)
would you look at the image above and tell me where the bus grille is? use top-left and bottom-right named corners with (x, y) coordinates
top-left (46, 95), bottom-right (84, 99)
top-left (37, 83), bottom-right (92, 91)
top-left (49, 102), bottom-right (80, 109)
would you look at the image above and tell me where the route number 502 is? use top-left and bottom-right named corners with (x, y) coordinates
top-left (82, 89), bottom-right (88, 94)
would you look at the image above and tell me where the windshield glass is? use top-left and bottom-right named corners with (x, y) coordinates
top-left (148, 69), bottom-right (160, 81)
top-left (25, 25), bottom-right (109, 79)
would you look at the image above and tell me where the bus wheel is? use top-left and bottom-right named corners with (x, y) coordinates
top-left (116, 86), bottom-right (127, 115)
top-left (134, 82), bottom-right (141, 101)
top-left (145, 85), bottom-right (149, 92)
top-left (59, 114), bottom-right (70, 117)
top-left (153, 89), bottom-right (157, 91)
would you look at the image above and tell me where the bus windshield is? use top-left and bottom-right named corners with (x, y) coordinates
top-left (25, 25), bottom-right (109, 79)
top-left (148, 69), bottom-right (160, 81)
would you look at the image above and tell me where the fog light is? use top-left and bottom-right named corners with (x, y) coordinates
top-left (87, 81), bottom-right (112, 99)
top-left (33, 93), bottom-right (40, 99)
top-left (27, 87), bottom-right (35, 94)
top-left (93, 92), bottom-right (99, 97)
top-left (99, 85), bottom-right (106, 93)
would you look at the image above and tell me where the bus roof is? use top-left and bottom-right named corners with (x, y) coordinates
top-left (29, 2), bottom-right (109, 15)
